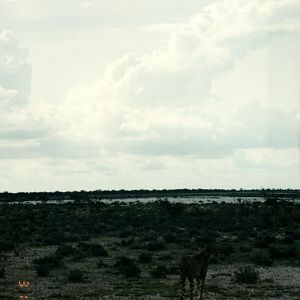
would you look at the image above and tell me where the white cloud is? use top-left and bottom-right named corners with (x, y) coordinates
top-left (0, 86), bottom-right (17, 106)
top-left (0, 30), bottom-right (31, 107)
top-left (58, 0), bottom-right (300, 157)
top-left (0, 0), bottom-right (299, 190)
top-left (142, 23), bottom-right (182, 34)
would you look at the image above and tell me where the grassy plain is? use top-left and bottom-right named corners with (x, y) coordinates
top-left (0, 196), bottom-right (300, 299)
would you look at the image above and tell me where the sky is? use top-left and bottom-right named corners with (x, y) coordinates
top-left (0, 0), bottom-right (299, 192)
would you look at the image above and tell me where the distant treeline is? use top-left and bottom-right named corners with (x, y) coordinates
top-left (0, 188), bottom-right (299, 202)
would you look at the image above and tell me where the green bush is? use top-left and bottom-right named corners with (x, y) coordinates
top-left (0, 267), bottom-right (5, 278)
top-left (147, 241), bottom-right (166, 251)
top-left (158, 253), bottom-right (173, 261)
top-left (114, 256), bottom-right (141, 277)
top-left (67, 269), bottom-right (83, 282)
top-left (255, 234), bottom-right (276, 248)
top-left (120, 238), bottom-right (135, 247)
top-left (233, 265), bottom-right (259, 284)
top-left (77, 242), bottom-right (108, 257)
top-left (0, 240), bottom-right (12, 251)
top-left (282, 235), bottom-right (295, 244)
top-left (292, 230), bottom-right (300, 240)
top-left (0, 254), bottom-right (8, 262)
top-left (124, 263), bottom-right (141, 277)
top-left (168, 264), bottom-right (179, 274)
top-left (269, 245), bottom-right (297, 259)
top-left (96, 259), bottom-right (106, 268)
top-left (119, 230), bottom-right (133, 238)
top-left (142, 231), bottom-right (158, 242)
top-left (218, 244), bottom-right (234, 256)
top-left (138, 252), bottom-right (152, 264)
top-left (163, 233), bottom-right (177, 243)
top-left (35, 264), bottom-right (50, 277)
top-left (194, 232), bottom-right (217, 244)
top-left (151, 265), bottom-right (168, 279)
top-left (237, 231), bottom-right (248, 241)
top-left (33, 254), bottom-right (62, 268)
top-left (209, 256), bottom-right (219, 264)
top-left (251, 250), bottom-right (273, 266)
top-left (55, 245), bottom-right (79, 257)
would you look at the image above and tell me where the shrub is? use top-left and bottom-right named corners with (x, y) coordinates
top-left (142, 231), bottom-right (158, 242)
top-left (55, 245), bottom-right (79, 257)
top-left (62, 232), bottom-right (80, 243)
top-left (42, 230), bottom-right (64, 246)
top-left (35, 264), bottom-right (50, 277)
top-left (119, 230), bottom-right (133, 238)
top-left (151, 265), bottom-right (168, 279)
top-left (138, 252), bottom-right (152, 264)
top-left (163, 233), bottom-right (177, 243)
top-left (0, 267), bottom-right (5, 278)
top-left (123, 263), bottom-right (141, 277)
top-left (282, 235), bottom-right (295, 244)
top-left (77, 242), bottom-right (108, 257)
top-left (209, 256), bottom-right (219, 264)
top-left (251, 250), bottom-right (273, 266)
top-left (147, 241), bottom-right (166, 251)
top-left (237, 231), bottom-right (248, 241)
top-left (233, 265), bottom-right (259, 284)
top-left (0, 240), bottom-right (12, 251)
top-left (255, 234), bottom-right (276, 248)
top-left (71, 250), bottom-right (86, 261)
top-left (96, 259), bottom-right (106, 268)
top-left (67, 269), bottom-right (83, 282)
top-left (158, 253), bottom-right (173, 261)
top-left (90, 243), bottom-right (108, 257)
top-left (114, 256), bottom-right (135, 269)
top-left (239, 244), bottom-right (252, 252)
top-left (120, 238), bottom-right (135, 247)
top-left (194, 232), bottom-right (217, 244)
top-left (292, 230), bottom-right (300, 240)
top-left (114, 256), bottom-right (141, 277)
top-left (269, 245), bottom-right (297, 259)
top-left (218, 244), bottom-right (234, 256)
top-left (77, 242), bottom-right (91, 252)
top-left (0, 254), bottom-right (8, 262)
top-left (168, 264), bottom-right (179, 274)
top-left (32, 254), bottom-right (62, 268)
top-left (130, 240), bottom-right (144, 250)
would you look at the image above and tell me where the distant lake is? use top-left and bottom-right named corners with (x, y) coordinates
top-left (2, 196), bottom-right (299, 205)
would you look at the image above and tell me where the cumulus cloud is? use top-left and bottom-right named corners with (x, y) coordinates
top-left (0, 30), bottom-right (81, 159)
top-left (142, 23), bottom-right (182, 34)
top-left (0, 85), bottom-right (17, 106)
top-left (0, 30), bottom-right (31, 107)
top-left (59, 0), bottom-right (299, 159)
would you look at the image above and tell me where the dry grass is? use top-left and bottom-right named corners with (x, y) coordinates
top-left (1, 244), bottom-right (300, 300)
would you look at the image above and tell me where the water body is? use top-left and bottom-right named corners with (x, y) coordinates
top-left (3, 196), bottom-right (299, 205)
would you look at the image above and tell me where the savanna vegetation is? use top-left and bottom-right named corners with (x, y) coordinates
top-left (0, 190), bottom-right (299, 299)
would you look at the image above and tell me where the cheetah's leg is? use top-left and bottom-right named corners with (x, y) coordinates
top-left (199, 280), bottom-right (205, 300)
top-left (180, 273), bottom-right (186, 300)
top-left (196, 278), bottom-right (201, 300)
top-left (189, 278), bottom-right (194, 300)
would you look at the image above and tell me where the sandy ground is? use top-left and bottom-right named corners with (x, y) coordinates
top-left (1, 248), bottom-right (300, 300)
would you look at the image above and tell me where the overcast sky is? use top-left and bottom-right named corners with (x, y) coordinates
top-left (0, 0), bottom-right (299, 192)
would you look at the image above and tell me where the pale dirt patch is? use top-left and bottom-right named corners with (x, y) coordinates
top-left (1, 249), bottom-right (300, 299)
